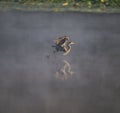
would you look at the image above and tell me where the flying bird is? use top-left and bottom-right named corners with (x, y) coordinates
top-left (53, 36), bottom-right (75, 55)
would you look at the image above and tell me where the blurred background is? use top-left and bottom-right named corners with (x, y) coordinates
top-left (0, 0), bottom-right (120, 12)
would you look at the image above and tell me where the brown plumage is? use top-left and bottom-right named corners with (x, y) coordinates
top-left (53, 36), bottom-right (75, 55)
top-left (54, 36), bottom-right (69, 47)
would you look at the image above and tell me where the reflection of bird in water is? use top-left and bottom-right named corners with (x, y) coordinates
top-left (62, 60), bottom-right (74, 75)
top-left (55, 60), bottom-right (74, 80)
top-left (53, 36), bottom-right (75, 55)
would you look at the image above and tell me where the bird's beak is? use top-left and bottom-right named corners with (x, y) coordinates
top-left (71, 42), bottom-right (76, 45)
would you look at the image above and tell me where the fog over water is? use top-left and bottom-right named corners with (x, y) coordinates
top-left (0, 11), bottom-right (120, 113)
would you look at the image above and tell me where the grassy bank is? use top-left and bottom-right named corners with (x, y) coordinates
top-left (0, 0), bottom-right (120, 12)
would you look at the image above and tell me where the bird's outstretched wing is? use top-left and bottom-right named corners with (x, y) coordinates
top-left (54, 36), bottom-right (69, 47)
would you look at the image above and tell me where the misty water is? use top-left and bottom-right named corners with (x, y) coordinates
top-left (0, 11), bottom-right (120, 113)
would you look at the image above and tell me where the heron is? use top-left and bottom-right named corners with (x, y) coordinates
top-left (53, 36), bottom-right (75, 55)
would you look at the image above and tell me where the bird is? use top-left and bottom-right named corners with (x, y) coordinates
top-left (53, 36), bottom-right (75, 55)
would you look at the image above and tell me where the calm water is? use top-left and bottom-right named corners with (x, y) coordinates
top-left (0, 11), bottom-right (120, 113)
